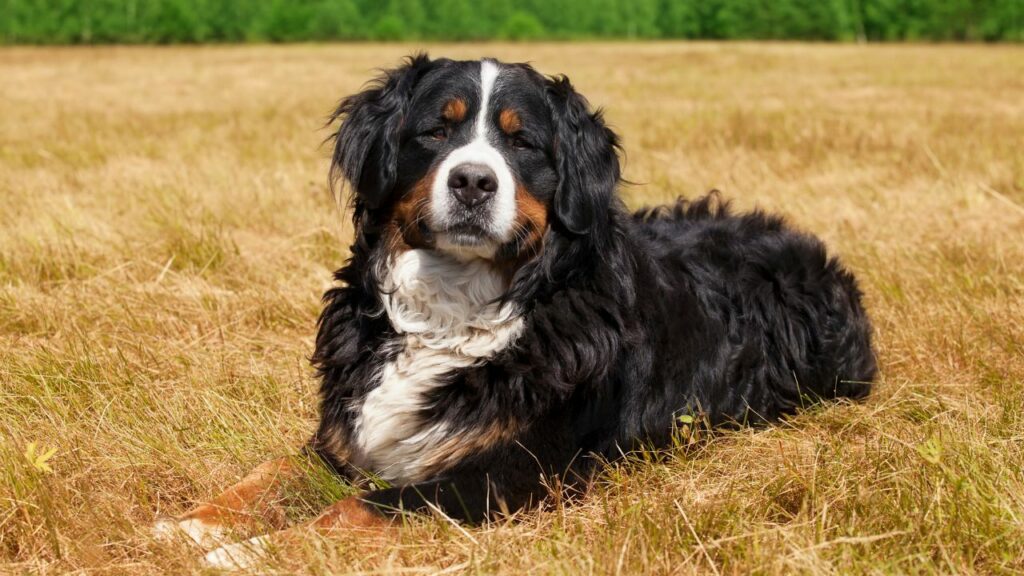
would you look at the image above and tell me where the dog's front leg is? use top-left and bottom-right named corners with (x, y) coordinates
top-left (202, 477), bottom-right (543, 570)
top-left (154, 456), bottom-right (300, 549)
top-left (201, 493), bottom-right (392, 569)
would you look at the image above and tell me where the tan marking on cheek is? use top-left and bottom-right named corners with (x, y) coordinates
top-left (491, 185), bottom-right (549, 279)
top-left (499, 108), bottom-right (522, 134)
top-left (386, 168), bottom-right (437, 253)
top-left (515, 185), bottom-right (549, 253)
top-left (516, 185), bottom-right (549, 230)
top-left (442, 98), bottom-right (468, 123)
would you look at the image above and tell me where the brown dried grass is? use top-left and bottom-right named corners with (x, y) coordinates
top-left (1, 42), bottom-right (1023, 574)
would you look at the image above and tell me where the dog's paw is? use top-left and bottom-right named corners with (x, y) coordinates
top-left (153, 516), bottom-right (228, 549)
top-left (204, 535), bottom-right (271, 571)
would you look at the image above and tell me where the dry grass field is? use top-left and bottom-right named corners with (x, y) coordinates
top-left (2, 42), bottom-right (1023, 574)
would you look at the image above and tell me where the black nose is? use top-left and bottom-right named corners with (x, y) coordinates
top-left (447, 163), bottom-right (497, 208)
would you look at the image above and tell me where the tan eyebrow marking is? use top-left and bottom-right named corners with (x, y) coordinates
top-left (442, 98), bottom-right (468, 122)
top-left (499, 108), bottom-right (522, 134)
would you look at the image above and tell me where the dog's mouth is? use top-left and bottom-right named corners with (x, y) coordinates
top-left (423, 221), bottom-right (502, 259)
top-left (439, 223), bottom-right (493, 247)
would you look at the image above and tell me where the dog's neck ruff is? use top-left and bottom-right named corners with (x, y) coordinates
top-left (352, 249), bottom-right (523, 483)
top-left (381, 249), bottom-right (522, 356)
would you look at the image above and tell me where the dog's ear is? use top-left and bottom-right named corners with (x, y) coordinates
top-left (545, 75), bottom-right (621, 235)
top-left (329, 54), bottom-right (434, 209)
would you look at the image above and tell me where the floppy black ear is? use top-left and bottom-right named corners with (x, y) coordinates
top-left (545, 75), bottom-right (621, 235)
top-left (329, 54), bottom-right (434, 209)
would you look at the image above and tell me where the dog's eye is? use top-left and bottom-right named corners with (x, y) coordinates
top-left (511, 135), bottom-right (533, 150)
top-left (425, 126), bottom-right (448, 141)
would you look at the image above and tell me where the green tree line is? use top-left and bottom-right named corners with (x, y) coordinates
top-left (3, 0), bottom-right (1022, 44)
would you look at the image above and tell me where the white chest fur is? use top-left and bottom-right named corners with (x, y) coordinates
top-left (351, 250), bottom-right (523, 483)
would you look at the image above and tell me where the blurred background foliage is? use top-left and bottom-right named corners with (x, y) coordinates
top-left (2, 0), bottom-right (1022, 44)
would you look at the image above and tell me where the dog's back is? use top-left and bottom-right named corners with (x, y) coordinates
top-left (626, 194), bottom-right (876, 431)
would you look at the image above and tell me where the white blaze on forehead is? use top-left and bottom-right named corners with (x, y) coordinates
top-left (430, 59), bottom-right (517, 256)
top-left (476, 59), bottom-right (500, 140)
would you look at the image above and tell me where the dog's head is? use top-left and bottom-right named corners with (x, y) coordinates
top-left (330, 54), bottom-right (620, 265)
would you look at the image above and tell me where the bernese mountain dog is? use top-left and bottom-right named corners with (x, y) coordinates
top-left (155, 55), bottom-right (877, 568)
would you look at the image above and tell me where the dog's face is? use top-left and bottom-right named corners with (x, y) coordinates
top-left (389, 59), bottom-right (557, 259)
top-left (331, 55), bottom-right (620, 265)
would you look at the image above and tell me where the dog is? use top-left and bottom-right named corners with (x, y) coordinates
top-left (155, 54), bottom-right (877, 568)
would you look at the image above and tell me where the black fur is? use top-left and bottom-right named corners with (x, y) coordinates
top-left (310, 55), bottom-right (876, 523)
top-left (545, 74), bottom-right (621, 236)
top-left (328, 53), bottom-right (436, 210)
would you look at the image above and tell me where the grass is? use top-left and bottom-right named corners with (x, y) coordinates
top-left (1, 42), bottom-right (1023, 574)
